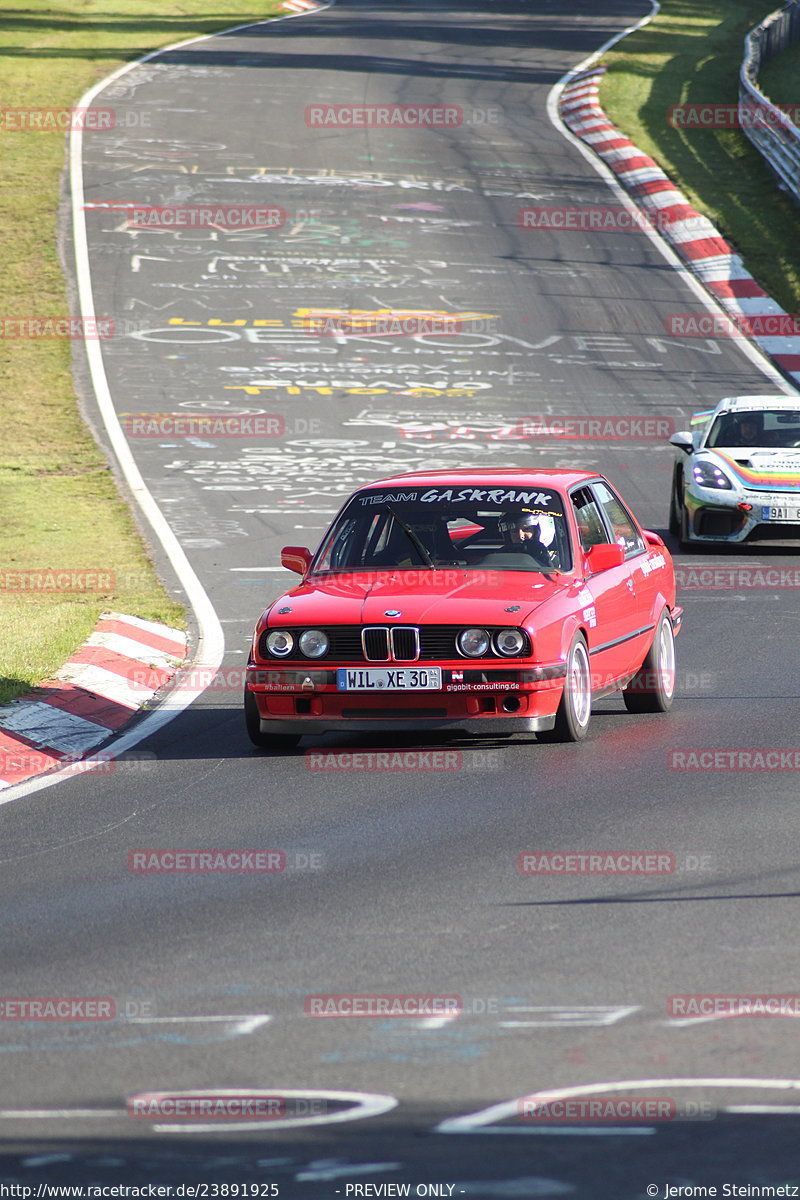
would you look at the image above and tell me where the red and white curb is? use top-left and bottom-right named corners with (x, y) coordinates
top-left (280, 0), bottom-right (319, 11)
top-left (559, 66), bottom-right (800, 389)
top-left (0, 613), bottom-right (186, 790)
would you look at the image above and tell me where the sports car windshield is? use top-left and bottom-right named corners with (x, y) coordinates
top-left (313, 485), bottom-right (572, 574)
top-left (706, 409), bottom-right (800, 449)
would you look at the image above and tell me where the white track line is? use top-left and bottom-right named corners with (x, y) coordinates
top-left (1, 2), bottom-right (334, 805)
top-left (545, 1), bottom-right (797, 396)
top-left (436, 1077), bottom-right (800, 1134)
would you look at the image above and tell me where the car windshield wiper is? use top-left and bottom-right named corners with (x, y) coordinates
top-left (383, 504), bottom-right (436, 569)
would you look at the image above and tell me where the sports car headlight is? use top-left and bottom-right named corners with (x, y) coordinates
top-left (458, 627), bottom-right (491, 657)
top-left (692, 460), bottom-right (733, 490)
top-left (266, 630), bottom-right (295, 657)
top-left (298, 629), bottom-right (329, 658)
top-left (494, 628), bottom-right (526, 657)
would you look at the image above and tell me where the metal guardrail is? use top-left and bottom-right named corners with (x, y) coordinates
top-left (740, 0), bottom-right (800, 203)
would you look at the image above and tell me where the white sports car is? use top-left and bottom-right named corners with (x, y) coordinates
top-left (669, 395), bottom-right (800, 546)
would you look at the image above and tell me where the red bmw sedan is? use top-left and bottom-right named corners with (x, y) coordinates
top-left (245, 469), bottom-right (682, 745)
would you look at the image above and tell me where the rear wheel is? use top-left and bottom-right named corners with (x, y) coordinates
top-left (540, 634), bottom-right (592, 742)
top-left (244, 687), bottom-right (300, 750)
top-left (623, 609), bottom-right (676, 713)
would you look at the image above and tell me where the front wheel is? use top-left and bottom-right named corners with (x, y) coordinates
top-left (244, 687), bottom-right (300, 750)
top-left (623, 609), bottom-right (676, 713)
top-left (540, 634), bottom-right (592, 742)
top-left (679, 500), bottom-right (696, 551)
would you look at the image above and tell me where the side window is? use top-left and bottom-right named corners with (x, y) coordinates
top-left (571, 488), bottom-right (610, 553)
top-left (593, 482), bottom-right (644, 555)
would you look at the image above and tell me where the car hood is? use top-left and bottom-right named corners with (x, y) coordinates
top-left (265, 570), bottom-right (574, 627)
top-left (703, 448), bottom-right (800, 492)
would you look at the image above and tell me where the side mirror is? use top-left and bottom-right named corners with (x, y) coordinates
top-left (642, 529), bottom-right (665, 549)
top-left (281, 546), bottom-right (312, 575)
top-left (669, 430), bottom-right (694, 453)
top-left (584, 542), bottom-right (625, 574)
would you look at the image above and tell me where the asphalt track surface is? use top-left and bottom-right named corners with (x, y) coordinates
top-left (3, 0), bottom-right (800, 1195)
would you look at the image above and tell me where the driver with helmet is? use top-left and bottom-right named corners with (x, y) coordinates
top-left (499, 509), bottom-right (558, 568)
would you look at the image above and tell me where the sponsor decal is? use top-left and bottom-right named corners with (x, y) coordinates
top-left (713, 452), bottom-right (800, 493)
top-left (419, 487), bottom-right (554, 505)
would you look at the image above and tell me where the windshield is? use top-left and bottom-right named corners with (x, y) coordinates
top-left (313, 485), bottom-right (572, 574)
top-left (706, 409), bottom-right (800, 449)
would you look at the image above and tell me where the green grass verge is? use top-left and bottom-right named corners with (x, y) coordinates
top-left (599, 0), bottom-right (800, 316)
top-left (758, 26), bottom-right (800, 104)
top-left (0, 1), bottom-right (282, 706)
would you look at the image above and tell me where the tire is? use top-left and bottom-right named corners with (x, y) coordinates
top-left (668, 468), bottom-right (682, 536)
top-left (540, 633), bottom-right (592, 742)
top-left (679, 501), bottom-right (694, 550)
top-left (623, 609), bottom-right (676, 714)
top-left (244, 687), bottom-right (300, 750)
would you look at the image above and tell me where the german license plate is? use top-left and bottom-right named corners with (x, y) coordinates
top-left (336, 667), bottom-right (442, 691)
top-left (761, 505), bottom-right (800, 521)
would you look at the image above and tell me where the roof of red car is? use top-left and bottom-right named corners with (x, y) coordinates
top-left (359, 468), bottom-right (600, 491)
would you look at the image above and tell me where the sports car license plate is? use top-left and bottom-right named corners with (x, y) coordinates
top-left (337, 667), bottom-right (442, 691)
top-left (761, 505), bottom-right (800, 521)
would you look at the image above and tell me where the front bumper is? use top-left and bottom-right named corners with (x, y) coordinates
top-left (256, 714), bottom-right (557, 735)
top-left (684, 486), bottom-right (800, 544)
top-left (246, 663), bottom-right (562, 734)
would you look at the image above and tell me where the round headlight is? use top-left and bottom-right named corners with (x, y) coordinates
top-left (266, 630), bottom-right (294, 657)
top-left (458, 627), bottom-right (490, 658)
top-left (495, 628), bottom-right (526, 656)
top-left (299, 629), bottom-right (329, 658)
